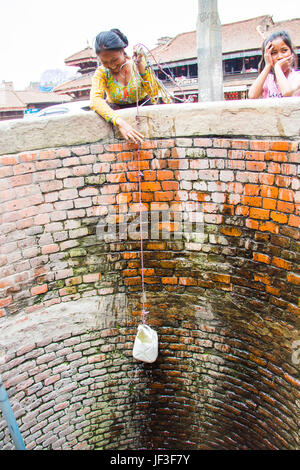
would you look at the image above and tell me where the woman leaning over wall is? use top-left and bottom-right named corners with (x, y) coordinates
top-left (90, 28), bottom-right (159, 143)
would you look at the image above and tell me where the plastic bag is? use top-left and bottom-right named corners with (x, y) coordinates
top-left (132, 324), bottom-right (158, 363)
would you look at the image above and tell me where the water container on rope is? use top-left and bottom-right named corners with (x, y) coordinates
top-left (132, 324), bottom-right (158, 363)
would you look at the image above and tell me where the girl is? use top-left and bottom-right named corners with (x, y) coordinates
top-left (248, 30), bottom-right (300, 99)
top-left (90, 29), bottom-right (159, 143)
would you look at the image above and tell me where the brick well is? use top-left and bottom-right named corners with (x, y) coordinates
top-left (0, 99), bottom-right (299, 449)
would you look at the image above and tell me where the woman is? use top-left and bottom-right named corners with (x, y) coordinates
top-left (90, 29), bottom-right (159, 143)
top-left (248, 30), bottom-right (300, 99)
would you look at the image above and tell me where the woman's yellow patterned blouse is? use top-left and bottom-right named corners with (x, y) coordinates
top-left (90, 61), bottom-right (159, 126)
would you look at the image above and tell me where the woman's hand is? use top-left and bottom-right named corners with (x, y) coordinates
top-left (115, 117), bottom-right (144, 143)
top-left (133, 47), bottom-right (146, 75)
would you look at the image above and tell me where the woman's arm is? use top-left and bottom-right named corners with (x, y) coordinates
top-left (274, 57), bottom-right (300, 96)
top-left (133, 50), bottom-right (159, 98)
top-left (90, 67), bottom-right (144, 143)
top-left (90, 68), bottom-right (120, 125)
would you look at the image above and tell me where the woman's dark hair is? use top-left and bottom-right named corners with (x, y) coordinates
top-left (94, 29), bottom-right (129, 54)
top-left (258, 30), bottom-right (298, 73)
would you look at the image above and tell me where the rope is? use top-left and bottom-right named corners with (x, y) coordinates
top-left (132, 44), bottom-right (192, 325)
top-left (134, 43), bottom-right (194, 104)
top-left (135, 63), bottom-right (149, 325)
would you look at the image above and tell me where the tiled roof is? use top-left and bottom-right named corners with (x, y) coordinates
top-left (17, 90), bottom-right (72, 105)
top-left (150, 15), bottom-right (300, 64)
top-left (53, 74), bottom-right (93, 93)
top-left (0, 90), bottom-right (26, 111)
top-left (0, 89), bottom-right (71, 111)
top-left (65, 47), bottom-right (97, 65)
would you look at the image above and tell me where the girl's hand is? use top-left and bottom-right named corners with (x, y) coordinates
top-left (115, 117), bottom-right (144, 144)
top-left (264, 42), bottom-right (275, 68)
top-left (274, 55), bottom-right (293, 72)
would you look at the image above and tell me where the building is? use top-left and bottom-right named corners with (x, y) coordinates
top-left (41, 15), bottom-right (300, 105)
top-left (150, 15), bottom-right (300, 101)
top-left (0, 81), bottom-right (71, 121)
top-left (53, 47), bottom-right (98, 100)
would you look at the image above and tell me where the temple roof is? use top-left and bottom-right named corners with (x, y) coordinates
top-left (53, 74), bottom-right (93, 94)
top-left (65, 47), bottom-right (97, 66)
top-left (150, 15), bottom-right (300, 64)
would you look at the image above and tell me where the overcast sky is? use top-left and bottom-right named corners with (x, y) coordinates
top-left (1, 0), bottom-right (299, 90)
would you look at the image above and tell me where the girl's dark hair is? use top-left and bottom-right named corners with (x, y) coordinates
top-left (258, 30), bottom-right (298, 73)
top-left (94, 29), bottom-right (128, 54)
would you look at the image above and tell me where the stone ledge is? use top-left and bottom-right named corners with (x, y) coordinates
top-left (0, 97), bottom-right (300, 155)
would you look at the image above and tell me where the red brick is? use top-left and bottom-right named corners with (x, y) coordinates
top-left (244, 184), bottom-right (260, 196)
top-left (275, 176), bottom-right (291, 188)
top-left (127, 160), bottom-right (149, 171)
top-left (94, 195), bottom-right (116, 205)
top-left (242, 196), bottom-right (262, 207)
top-left (120, 183), bottom-right (138, 192)
top-left (277, 200), bottom-right (295, 213)
top-left (42, 244), bottom-right (59, 254)
top-left (157, 170), bottom-right (174, 180)
top-left (220, 227), bottom-right (242, 237)
top-left (112, 162), bottom-right (128, 172)
top-left (106, 173), bottom-right (126, 183)
top-left (162, 181), bottom-right (179, 191)
top-left (231, 140), bottom-right (249, 149)
top-left (253, 253), bottom-right (271, 264)
top-left (141, 182), bottom-right (161, 192)
top-left (246, 161), bottom-right (266, 172)
top-left (272, 257), bottom-right (292, 270)
top-left (0, 296), bottom-right (12, 308)
top-left (281, 164), bottom-right (297, 176)
top-left (31, 284), bottom-right (48, 296)
top-left (250, 207), bottom-right (270, 220)
top-left (179, 277), bottom-right (198, 286)
top-left (265, 151), bottom-right (288, 162)
top-left (288, 214), bottom-right (300, 228)
top-left (10, 174), bottom-right (33, 187)
top-left (0, 155), bottom-right (19, 165)
top-left (101, 184), bottom-right (120, 194)
top-left (289, 153), bottom-right (300, 163)
top-left (105, 143), bottom-right (125, 152)
top-left (270, 141), bottom-right (290, 151)
top-left (258, 221), bottom-right (279, 234)
top-left (143, 170), bottom-right (157, 181)
top-left (250, 141), bottom-right (270, 151)
top-left (162, 277), bottom-right (178, 285)
top-left (268, 162), bottom-right (281, 174)
top-left (262, 199), bottom-right (277, 210)
top-left (287, 273), bottom-right (300, 285)
top-left (154, 191), bottom-right (174, 201)
top-left (278, 188), bottom-right (294, 202)
top-left (260, 185), bottom-right (278, 199)
top-left (129, 203), bottom-right (149, 212)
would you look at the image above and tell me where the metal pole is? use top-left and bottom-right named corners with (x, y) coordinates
top-left (0, 376), bottom-right (26, 450)
top-left (197, 0), bottom-right (223, 101)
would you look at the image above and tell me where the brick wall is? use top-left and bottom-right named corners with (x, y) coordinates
top-left (0, 101), bottom-right (299, 449)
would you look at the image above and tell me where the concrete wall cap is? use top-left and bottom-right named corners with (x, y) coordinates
top-left (0, 97), bottom-right (299, 155)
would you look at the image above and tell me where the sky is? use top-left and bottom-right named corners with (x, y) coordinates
top-left (0, 0), bottom-right (299, 90)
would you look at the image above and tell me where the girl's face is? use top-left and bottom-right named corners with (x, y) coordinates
top-left (98, 49), bottom-right (127, 73)
top-left (269, 38), bottom-right (293, 71)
